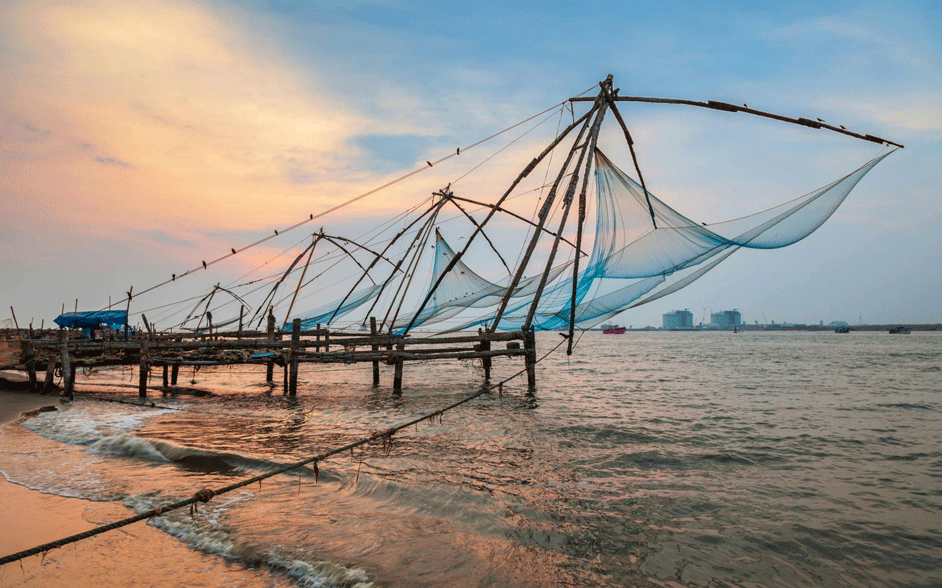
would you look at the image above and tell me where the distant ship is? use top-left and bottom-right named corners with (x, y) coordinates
top-left (600, 323), bottom-right (626, 335)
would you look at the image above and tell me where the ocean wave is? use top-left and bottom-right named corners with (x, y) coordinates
top-left (125, 493), bottom-right (374, 588)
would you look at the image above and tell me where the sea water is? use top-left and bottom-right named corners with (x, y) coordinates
top-left (1, 331), bottom-right (940, 587)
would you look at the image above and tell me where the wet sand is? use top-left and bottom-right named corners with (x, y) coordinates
top-left (1, 379), bottom-right (268, 587)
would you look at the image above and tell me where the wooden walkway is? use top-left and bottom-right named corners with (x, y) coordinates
top-left (1, 318), bottom-right (537, 398)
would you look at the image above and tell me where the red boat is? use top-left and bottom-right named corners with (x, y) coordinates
top-left (601, 324), bottom-right (626, 335)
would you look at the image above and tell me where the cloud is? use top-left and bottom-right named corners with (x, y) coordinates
top-left (142, 230), bottom-right (196, 248)
top-left (23, 123), bottom-right (52, 137)
top-left (95, 155), bottom-right (133, 168)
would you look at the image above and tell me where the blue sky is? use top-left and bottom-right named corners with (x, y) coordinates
top-left (1, 0), bottom-right (940, 328)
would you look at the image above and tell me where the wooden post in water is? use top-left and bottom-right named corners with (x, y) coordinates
top-left (23, 339), bottom-right (38, 390)
top-left (138, 339), bottom-right (148, 398)
top-left (43, 360), bottom-right (55, 393)
top-left (393, 341), bottom-right (405, 392)
top-left (162, 365), bottom-right (169, 388)
top-left (524, 328), bottom-right (536, 390)
top-left (370, 317), bottom-right (380, 387)
top-left (478, 328), bottom-right (491, 381)
top-left (238, 305), bottom-right (244, 339)
top-left (59, 330), bottom-right (73, 400)
top-left (315, 324), bottom-right (321, 350)
top-left (266, 309), bottom-right (275, 385)
top-left (170, 363), bottom-right (179, 386)
top-left (289, 318), bottom-right (301, 396)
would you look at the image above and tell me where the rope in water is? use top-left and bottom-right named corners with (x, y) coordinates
top-left (0, 335), bottom-right (565, 567)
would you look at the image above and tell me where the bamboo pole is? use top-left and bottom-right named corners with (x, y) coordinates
top-left (448, 195), bottom-right (587, 255)
top-left (445, 199), bottom-right (511, 276)
top-left (608, 98), bottom-right (656, 229)
top-left (370, 316), bottom-right (379, 387)
top-left (326, 204), bottom-right (437, 326)
top-left (568, 95), bottom-right (903, 148)
top-left (489, 97), bottom-right (599, 332)
top-left (289, 318), bottom-right (301, 396)
top-left (283, 234), bottom-right (320, 330)
top-left (524, 85), bottom-right (611, 330)
top-left (402, 103), bottom-right (599, 336)
top-left (138, 339), bottom-right (148, 398)
top-left (59, 330), bottom-right (73, 400)
top-left (567, 80), bottom-right (613, 351)
top-left (265, 309), bottom-right (275, 385)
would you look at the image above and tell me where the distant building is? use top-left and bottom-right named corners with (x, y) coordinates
top-left (710, 310), bottom-right (742, 327)
top-left (663, 309), bottom-right (694, 329)
top-left (829, 321), bottom-right (849, 327)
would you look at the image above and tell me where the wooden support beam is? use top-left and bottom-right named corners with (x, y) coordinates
top-left (490, 95), bottom-right (601, 332)
top-left (478, 328), bottom-right (491, 380)
top-left (568, 94), bottom-right (904, 148)
top-left (138, 339), bottom-right (148, 398)
top-left (23, 340), bottom-right (37, 391)
top-left (566, 80), bottom-right (613, 351)
top-left (42, 361), bottom-right (55, 393)
top-left (524, 327), bottom-right (536, 390)
top-left (403, 104), bottom-right (599, 336)
top-left (266, 310), bottom-right (275, 385)
top-left (371, 316), bottom-right (379, 387)
top-left (170, 363), bottom-right (179, 386)
top-left (59, 330), bottom-right (73, 400)
top-left (162, 365), bottom-right (169, 388)
top-left (393, 342), bottom-right (405, 392)
top-left (289, 318), bottom-right (300, 396)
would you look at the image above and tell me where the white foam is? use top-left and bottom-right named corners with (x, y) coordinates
top-left (88, 434), bottom-right (169, 462)
top-left (124, 493), bottom-right (374, 587)
top-left (21, 402), bottom-right (168, 446)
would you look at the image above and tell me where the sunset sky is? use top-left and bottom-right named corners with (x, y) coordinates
top-left (2, 0), bottom-right (940, 329)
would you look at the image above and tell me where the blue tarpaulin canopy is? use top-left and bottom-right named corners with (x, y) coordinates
top-left (53, 310), bottom-right (128, 329)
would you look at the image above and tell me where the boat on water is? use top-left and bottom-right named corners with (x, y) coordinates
top-left (835, 326), bottom-right (851, 333)
top-left (600, 323), bottom-right (626, 334)
top-left (889, 326), bottom-right (911, 334)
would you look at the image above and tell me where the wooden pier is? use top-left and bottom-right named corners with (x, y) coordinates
top-left (0, 318), bottom-right (536, 398)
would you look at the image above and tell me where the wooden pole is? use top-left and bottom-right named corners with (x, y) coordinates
top-left (479, 328), bottom-right (491, 380)
top-left (283, 235), bottom-right (318, 330)
top-left (42, 361), bottom-right (55, 393)
top-left (59, 330), bottom-right (73, 400)
top-left (138, 339), bottom-right (148, 398)
top-left (529, 79), bottom-right (612, 332)
top-left (567, 94), bottom-right (904, 148)
top-left (402, 104), bottom-right (599, 336)
top-left (162, 365), bottom-right (169, 388)
top-left (266, 309), bottom-right (275, 385)
top-left (142, 314), bottom-right (154, 337)
top-left (238, 305), bottom-right (244, 339)
top-left (289, 318), bottom-right (300, 396)
top-left (370, 316), bottom-right (379, 387)
top-left (567, 80), bottom-right (613, 351)
top-left (524, 327), bottom-right (536, 390)
top-left (608, 99), bottom-right (657, 229)
top-left (488, 100), bottom-right (598, 332)
top-left (393, 341), bottom-right (404, 392)
top-left (9, 306), bottom-right (20, 335)
top-left (171, 363), bottom-right (179, 386)
top-left (326, 203), bottom-right (439, 325)
top-left (23, 339), bottom-right (37, 390)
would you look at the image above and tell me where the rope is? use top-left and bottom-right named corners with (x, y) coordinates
top-left (0, 334), bottom-right (565, 567)
top-left (100, 94), bottom-right (593, 314)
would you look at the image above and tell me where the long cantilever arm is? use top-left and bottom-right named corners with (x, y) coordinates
top-left (569, 95), bottom-right (903, 148)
